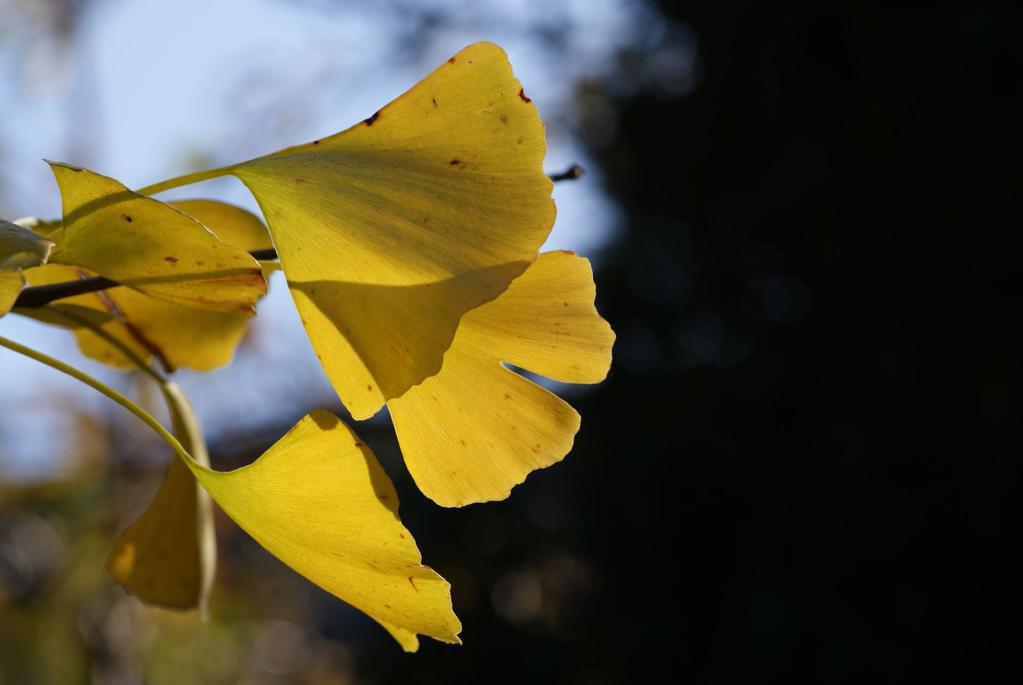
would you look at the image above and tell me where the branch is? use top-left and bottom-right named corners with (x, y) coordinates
top-left (14, 248), bottom-right (278, 309)
top-left (13, 166), bottom-right (585, 310)
top-left (548, 164), bottom-right (586, 182)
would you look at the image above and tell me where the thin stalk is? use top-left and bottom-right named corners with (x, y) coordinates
top-left (44, 306), bottom-right (164, 386)
top-left (0, 335), bottom-right (192, 465)
top-left (136, 166), bottom-right (234, 196)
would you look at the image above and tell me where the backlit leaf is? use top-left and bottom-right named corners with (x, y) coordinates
top-left (1, 219), bottom-right (54, 316)
top-left (169, 199), bottom-right (272, 252)
top-left (223, 41), bottom-right (555, 418)
top-left (0, 270), bottom-right (23, 317)
top-left (162, 385), bottom-right (461, 650)
top-left (388, 251), bottom-right (614, 506)
top-left (107, 384), bottom-right (216, 615)
top-left (47, 164), bottom-right (266, 313)
top-left (95, 200), bottom-right (274, 371)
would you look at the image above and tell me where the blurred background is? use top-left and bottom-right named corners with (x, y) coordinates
top-left (1, 0), bottom-right (1019, 682)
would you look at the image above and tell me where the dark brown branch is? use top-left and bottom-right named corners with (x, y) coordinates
top-left (14, 248), bottom-right (278, 309)
top-left (548, 164), bottom-right (586, 182)
top-left (15, 275), bottom-right (121, 308)
top-left (13, 165), bottom-right (585, 310)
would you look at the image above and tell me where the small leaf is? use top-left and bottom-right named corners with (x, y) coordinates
top-left (107, 384), bottom-right (216, 615)
top-left (47, 164), bottom-right (266, 313)
top-left (224, 41), bottom-right (555, 418)
top-left (1, 219), bottom-right (54, 316)
top-left (1, 219), bottom-right (55, 270)
top-left (388, 251), bottom-right (614, 506)
top-left (163, 385), bottom-right (460, 650)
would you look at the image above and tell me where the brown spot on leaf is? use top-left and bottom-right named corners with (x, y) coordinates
top-left (408, 577), bottom-right (418, 591)
top-left (518, 88), bottom-right (531, 103)
top-left (559, 249), bottom-right (576, 255)
top-left (367, 384), bottom-right (373, 391)
top-left (449, 158), bottom-right (460, 165)
top-left (504, 393), bottom-right (512, 400)
top-left (196, 260), bottom-right (204, 266)
top-left (460, 439), bottom-right (467, 446)
top-left (432, 97), bottom-right (438, 108)
top-left (164, 256), bottom-right (178, 263)
top-left (312, 139), bottom-right (320, 145)
top-left (398, 533), bottom-right (406, 539)
top-left (122, 214), bottom-right (133, 223)
top-left (448, 56), bottom-right (456, 64)
top-left (364, 110), bottom-right (380, 126)
top-left (354, 441), bottom-right (363, 447)
top-left (517, 136), bottom-right (524, 144)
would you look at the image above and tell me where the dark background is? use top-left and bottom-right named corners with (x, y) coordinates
top-left (2, 0), bottom-right (1021, 682)
top-left (356, 1), bottom-right (1022, 681)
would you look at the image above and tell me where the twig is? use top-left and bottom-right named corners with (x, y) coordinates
top-left (13, 248), bottom-right (277, 309)
top-left (12, 166), bottom-right (585, 310)
top-left (547, 164), bottom-right (586, 182)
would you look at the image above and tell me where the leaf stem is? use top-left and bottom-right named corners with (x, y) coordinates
top-left (43, 306), bottom-right (165, 386)
top-left (0, 335), bottom-right (193, 466)
top-left (135, 166), bottom-right (234, 196)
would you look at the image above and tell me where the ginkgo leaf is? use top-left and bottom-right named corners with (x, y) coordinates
top-left (1, 219), bottom-right (54, 316)
top-left (47, 163), bottom-right (266, 313)
top-left (388, 251), bottom-right (614, 507)
top-left (169, 199), bottom-right (273, 252)
top-left (161, 384), bottom-right (461, 650)
top-left (0, 270), bottom-right (23, 317)
top-left (106, 384), bottom-right (216, 615)
top-left (1, 219), bottom-right (54, 269)
top-left (20, 201), bottom-right (273, 372)
top-left (143, 41), bottom-right (555, 418)
top-left (94, 200), bottom-right (273, 371)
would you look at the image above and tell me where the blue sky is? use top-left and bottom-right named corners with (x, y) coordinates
top-left (0, 0), bottom-right (667, 479)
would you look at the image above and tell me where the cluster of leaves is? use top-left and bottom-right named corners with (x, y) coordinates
top-left (0, 42), bottom-right (613, 651)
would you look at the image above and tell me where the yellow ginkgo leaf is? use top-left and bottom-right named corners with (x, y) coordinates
top-left (142, 41), bottom-right (555, 419)
top-left (161, 384), bottom-right (461, 650)
top-left (1, 219), bottom-right (54, 316)
top-left (388, 251), bottom-right (614, 507)
top-left (21, 201), bottom-right (273, 372)
top-left (106, 383), bottom-right (216, 615)
top-left (0, 270), bottom-right (23, 317)
top-left (95, 200), bottom-right (273, 372)
top-left (47, 163), bottom-right (266, 313)
top-left (169, 199), bottom-right (273, 252)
